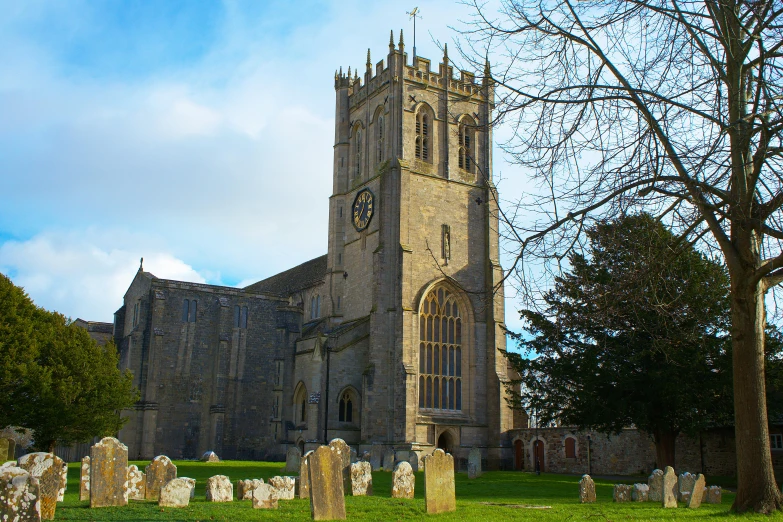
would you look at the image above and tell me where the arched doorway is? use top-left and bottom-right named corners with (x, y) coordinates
top-left (533, 440), bottom-right (545, 472)
top-left (437, 431), bottom-right (453, 455)
top-left (514, 440), bottom-right (524, 470)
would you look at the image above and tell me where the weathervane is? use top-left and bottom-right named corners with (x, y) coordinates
top-left (406, 7), bottom-right (421, 58)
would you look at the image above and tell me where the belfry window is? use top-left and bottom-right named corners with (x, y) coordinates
top-left (182, 299), bottom-right (197, 323)
top-left (415, 109), bottom-right (431, 162)
top-left (377, 114), bottom-right (385, 163)
top-left (355, 128), bottom-right (363, 180)
top-left (458, 117), bottom-right (476, 173)
top-left (418, 286), bottom-right (462, 411)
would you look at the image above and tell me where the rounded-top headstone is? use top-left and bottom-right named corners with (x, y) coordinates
top-left (423, 449), bottom-right (456, 514)
top-left (391, 461), bottom-right (415, 499)
top-left (579, 474), bottom-right (596, 503)
top-left (200, 451), bottom-right (220, 462)
top-left (90, 436), bottom-right (129, 508)
top-left (308, 445), bottom-right (347, 520)
top-left (17, 451), bottom-right (63, 520)
top-left (145, 455), bottom-right (177, 501)
top-left (285, 446), bottom-right (302, 472)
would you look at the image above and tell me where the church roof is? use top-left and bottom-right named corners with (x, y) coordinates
top-left (244, 254), bottom-right (327, 296)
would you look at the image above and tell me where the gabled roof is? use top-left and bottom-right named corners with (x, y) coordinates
top-left (244, 255), bottom-right (328, 297)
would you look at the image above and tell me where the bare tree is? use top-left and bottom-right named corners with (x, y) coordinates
top-left (461, 0), bottom-right (783, 513)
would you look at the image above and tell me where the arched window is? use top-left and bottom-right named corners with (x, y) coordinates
top-left (419, 286), bottom-right (462, 410)
top-left (338, 389), bottom-right (355, 423)
top-left (415, 107), bottom-right (432, 162)
top-left (294, 384), bottom-right (308, 425)
top-left (310, 295), bottom-right (321, 320)
top-left (565, 437), bottom-right (576, 458)
top-left (355, 127), bottom-right (363, 181)
top-left (374, 107), bottom-right (385, 164)
top-left (458, 116), bottom-right (476, 173)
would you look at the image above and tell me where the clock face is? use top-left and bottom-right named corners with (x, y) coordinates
top-left (352, 189), bottom-right (375, 231)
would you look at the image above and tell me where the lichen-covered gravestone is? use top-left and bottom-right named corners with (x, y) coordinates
top-left (328, 439), bottom-right (351, 492)
top-left (647, 469), bottom-right (663, 502)
top-left (127, 465), bottom-right (146, 500)
top-left (237, 479), bottom-right (264, 500)
top-left (268, 476), bottom-right (296, 500)
top-left (56, 461), bottom-right (67, 502)
top-left (382, 449), bottom-right (396, 472)
top-left (423, 449), bottom-right (456, 514)
top-left (0, 464), bottom-right (40, 521)
top-left (0, 438), bottom-right (15, 462)
top-left (299, 451), bottom-right (313, 499)
top-left (145, 456), bottom-right (177, 500)
top-left (662, 466), bottom-right (678, 508)
top-left (252, 483), bottom-right (279, 509)
top-left (350, 461), bottom-right (372, 496)
top-left (678, 472), bottom-right (696, 502)
top-left (159, 477), bottom-right (194, 508)
top-left (687, 474), bottom-right (706, 508)
top-left (80, 456), bottom-right (90, 501)
top-left (632, 483), bottom-right (649, 502)
top-left (285, 447), bottom-right (302, 473)
top-left (392, 461), bottom-right (415, 499)
top-left (467, 447), bottom-right (482, 479)
top-left (17, 452), bottom-right (63, 520)
top-left (613, 484), bottom-right (632, 502)
top-left (308, 444), bottom-right (346, 521)
top-left (579, 475), bottom-right (595, 503)
top-left (90, 437), bottom-right (129, 507)
top-left (705, 485), bottom-right (722, 504)
top-left (206, 475), bottom-right (233, 502)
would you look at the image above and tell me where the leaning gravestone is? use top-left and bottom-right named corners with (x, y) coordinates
top-left (268, 476), bottom-right (296, 500)
top-left (127, 465), bottom-right (146, 500)
top-left (392, 461), bottom-right (415, 499)
top-left (252, 483), bottom-right (279, 509)
top-left (579, 474), bottom-right (596, 503)
top-left (632, 483), bottom-right (649, 502)
top-left (350, 461), bottom-right (372, 496)
top-left (159, 477), bottom-right (194, 508)
top-left (382, 449), bottom-right (396, 472)
top-left (0, 464), bottom-right (40, 521)
top-left (237, 478), bottom-right (264, 500)
top-left (329, 439), bottom-right (351, 491)
top-left (648, 469), bottom-right (663, 502)
top-left (0, 439), bottom-right (15, 462)
top-left (206, 475), bottom-right (233, 502)
top-left (423, 449), bottom-right (456, 514)
top-left (90, 436), bottom-right (129, 507)
top-left (662, 466), bottom-right (678, 508)
top-left (285, 447), bottom-right (302, 473)
top-left (467, 447), bottom-right (482, 479)
top-left (678, 472), bottom-right (696, 502)
top-left (145, 456), bottom-right (177, 500)
top-left (17, 452), bottom-right (64, 520)
top-left (80, 456), bottom-right (90, 501)
top-left (299, 451), bottom-right (313, 499)
top-left (308, 444), bottom-right (346, 520)
top-left (613, 484), bottom-right (632, 502)
top-left (687, 474), bottom-right (706, 508)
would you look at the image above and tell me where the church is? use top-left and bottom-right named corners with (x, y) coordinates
top-left (113, 32), bottom-right (520, 469)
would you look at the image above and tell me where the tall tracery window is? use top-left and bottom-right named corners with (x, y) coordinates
top-left (415, 108), bottom-right (431, 161)
top-left (355, 127), bottom-right (363, 181)
top-left (419, 286), bottom-right (462, 410)
top-left (458, 117), bottom-right (475, 173)
top-left (338, 389), bottom-right (355, 422)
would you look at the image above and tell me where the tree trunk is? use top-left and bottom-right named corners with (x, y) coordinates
top-left (730, 277), bottom-right (783, 513)
top-left (47, 440), bottom-right (56, 454)
top-left (652, 430), bottom-right (677, 470)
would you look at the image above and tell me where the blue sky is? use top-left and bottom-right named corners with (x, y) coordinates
top-left (0, 0), bottom-right (531, 337)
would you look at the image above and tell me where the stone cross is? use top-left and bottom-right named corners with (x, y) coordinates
top-left (328, 439), bottom-right (351, 492)
top-left (392, 461), bottom-right (415, 499)
top-left (252, 483), bottom-right (279, 509)
top-left (159, 477), bottom-right (194, 508)
top-left (613, 484), bottom-right (632, 502)
top-left (423, 449), bottom-right (456, 514)
top-left (578, 474), bottom-right (595, 503)
top-left (206, 475), bottom-right (233, 502)
top-left (0, 464), bottom-right (40, 521)
top-left (299, 451), bottom-right (313, 499)
top-left (308, 444), bottom-right (347, 520)
top-left (237, 478), bottom-right (264, 500)
top-left (80, 456), bottom-right (90, 501)
top-left (647, 469), bottom-right (663, 502)
top-left (285, 447), bottom-right (302, 473)
top-left (350, 461), bottom-right (372, 496)
top-left (90, 437), bottom-right (129, 507)
top-left (662, 466), bottom-right (678, 508)
top-left (467, 447), bottom-right (482, 479)
top-left (17, 452), bottom-right (64, 520)
top-left (687, 474), bottom-right (706, 508)
top-left (127, 465), bottom-right (146, 500)
top-left (145, 455), bottom-right (177, 501)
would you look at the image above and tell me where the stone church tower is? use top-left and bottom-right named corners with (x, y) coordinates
top-left (291, 32), bottom-right (514, 468)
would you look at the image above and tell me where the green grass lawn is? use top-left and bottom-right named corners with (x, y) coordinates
top-left (53, 461), bottom-right (782, 521)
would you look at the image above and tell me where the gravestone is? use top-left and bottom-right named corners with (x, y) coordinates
top-left (350, 461), bottom-right (372, 496)
top-left (0, 439), bottom-right (15, 463)
top-left (328, 439), bottom-right (351, 491)
top-left (56, 461), bottom-right (67, 502)
top-left (127, 465), bottom-right (146, 500)
top-left (705, 485), bottom-right (722, 504)
top-left (361, 451), bottom-right (371, 462)
top-left (206, 475), bottom-right (232, 502)
top-left (350, 448), bottom-right (358, 463)
top-left (423, 449), bottom-right (456, 514)
top-left (687, 474), bottom-right (706, 508)
top-left (90, 437), bottom-right (129, 507)
top-left (370, 446), bottom-right (383, 471)
top-left (159, 477), bottom-right (194, 508)
top-left (237, 478), bottom-right (264, 500)
top-left (579, 475), bottom-right (595, 503)
top-left (200, 451), bottom-right (220, 463)
top-left (632, 483), bottom-right (649, 501)
top-left (613, 484), bottom-right (632, 502)
top-left (145, 456), bottom-right (177, 500)
top-left (647, 469), bottom-right (663, 502)
top-left (678, 472), bottom-right (696, 502)
top-left (382, 449), bottom-right (396, 472)
top-left (0, 464), bottom-right (40, 521)
top-left (252, 483), bottom-right (279, 509)
top-left (392, 461), bottom-right (415, 499)
top-left (308, 444), bottom-right (346, 520)
top-left (662, 466), bottom-right (678, 508)
top-left (408, 452), bottom-right (419, 472)
top-left (80, 456), bottom-right (90, 501)
top-left (299, 451), bottom-right (313, 499)
top-left (268, 476), bottom-right (296, 500)
top-left (17, 452), bottom-right (64, 520)
top-left (285, 447), bottom-right (302, 473)
top-left (467, 447), bottom-right (482, 479)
